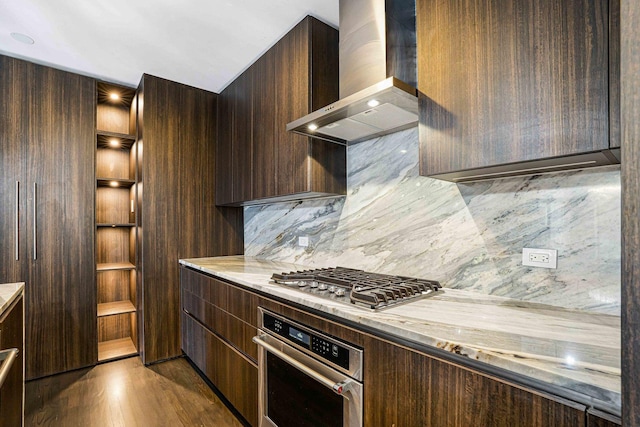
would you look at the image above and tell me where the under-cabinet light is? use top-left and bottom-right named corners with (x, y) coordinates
top-left (109, 139), bottom-right (120, 147)
top-left (308, 124), bottom-right (318, 131)
top-left (109, 93), bottom-right (120, 101)
top-left (109, 181), bottom-right (119, 187)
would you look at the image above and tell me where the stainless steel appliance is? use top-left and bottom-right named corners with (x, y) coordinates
top-left (253, 308), bottom-right (363, 427)
top-left (271, 267), bottom-right (441, 310)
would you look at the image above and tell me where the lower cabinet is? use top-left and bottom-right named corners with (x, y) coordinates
top-left (0, 294), bottom-right (24, 427)
top-left (182, 314), bottom-right (258, 427)
top-left (180, 267), bottom-right (618, 427)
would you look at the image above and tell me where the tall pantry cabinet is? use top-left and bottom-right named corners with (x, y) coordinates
top-left (0, 55), bottom-right (96, 379)
top-left (136, 75), bottom-right (244, 364)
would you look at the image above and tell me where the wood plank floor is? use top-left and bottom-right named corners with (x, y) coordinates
top-left (25, 356), bottom-right (245, 427)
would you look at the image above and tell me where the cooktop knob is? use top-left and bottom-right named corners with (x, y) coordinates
top-left (328, 286), bottom-right (336, 293)
top-left (335, 288), bottom-right (346, 297)
top-left (318, 283), bottom-right (328, 291)
top-left (309, 280), bottom-right (319, 288)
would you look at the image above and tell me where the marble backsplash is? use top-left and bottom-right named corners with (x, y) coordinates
top-left (244, 128), bottom-right (621, 315)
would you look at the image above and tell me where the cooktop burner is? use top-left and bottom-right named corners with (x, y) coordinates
top-left (271, 267), bottom-right (442, 309)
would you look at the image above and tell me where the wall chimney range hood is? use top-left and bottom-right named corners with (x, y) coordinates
top-left (287, 0), bottom-right (418, 145)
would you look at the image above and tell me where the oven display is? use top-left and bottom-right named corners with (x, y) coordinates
top-left (288, 327), bottom-right (310, 346)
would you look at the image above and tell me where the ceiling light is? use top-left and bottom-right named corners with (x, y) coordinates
top-left (367, 99), bottom-right (380, 108)
top-left (10, 32), bottom-right (35, 45)
top-left (109, 93), bottom-right (120, 101)
top-left (109, 181), bottom-right (119, 187)
top-left (308, 124), bottom-right (318, 131)
top-left (109, 139), bottom-right (120, 147)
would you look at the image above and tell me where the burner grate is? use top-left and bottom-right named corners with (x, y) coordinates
top-left (271, 267), bottom-right (441, 309)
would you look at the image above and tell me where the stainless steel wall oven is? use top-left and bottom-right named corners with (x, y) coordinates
top-left (253, 308), bottom-right (363, 427)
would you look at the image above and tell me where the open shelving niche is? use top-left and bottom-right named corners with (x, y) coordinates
top-left (95, 82), bottom-right (139, 362)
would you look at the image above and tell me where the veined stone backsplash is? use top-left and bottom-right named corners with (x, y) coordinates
top-left (244, 129), bottom-right (621, 315)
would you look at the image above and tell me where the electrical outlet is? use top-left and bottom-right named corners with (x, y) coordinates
top-left (522, 248), bottom-right (557, 269)
top-left (298, 236), bottom-right (309, 247)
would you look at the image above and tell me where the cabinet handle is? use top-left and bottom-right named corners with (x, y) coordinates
top-left (33, 182), bottom-right (37, 260)
top-left (0, 348), bottom-right (19, 389)
top-left (15, 181), bottom-right (19, 261)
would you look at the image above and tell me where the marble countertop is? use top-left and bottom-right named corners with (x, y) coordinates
top-left (179, 256), bottom-right (620, 415)
top-left (0, 282), bottom-right (24, 316)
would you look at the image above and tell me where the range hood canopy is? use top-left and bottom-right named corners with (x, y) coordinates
top-left (287, 0), bottom-right (418, 145)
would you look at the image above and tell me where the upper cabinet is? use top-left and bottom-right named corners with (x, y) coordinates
top-left (216, 16), bottom-right (346, 206)
top-left (417, 0), bottom-right (620, 182)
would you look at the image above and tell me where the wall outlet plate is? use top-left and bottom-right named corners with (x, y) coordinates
top-left (298, 236), bottom-right (309, 247)
top-left (522, 248), bottom-right (557, 269)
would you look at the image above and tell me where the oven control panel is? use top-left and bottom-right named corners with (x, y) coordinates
top-left (263, 312), bottom-right (351, 370)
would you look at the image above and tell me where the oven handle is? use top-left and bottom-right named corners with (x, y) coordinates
top-left (252, 334), bottom-right (353, 395)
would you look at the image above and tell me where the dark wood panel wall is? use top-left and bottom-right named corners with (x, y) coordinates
top-left (0, 56), bottom-right (96, 379)
top-left (138, 75), bottom-right (243, 365)
top-left (621, 0), bottom-right (640, 425)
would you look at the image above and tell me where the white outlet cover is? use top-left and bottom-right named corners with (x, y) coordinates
top-left (298, 236), bottom-right (309, 247)
top-left (522, 248), bottom-right (558, 269)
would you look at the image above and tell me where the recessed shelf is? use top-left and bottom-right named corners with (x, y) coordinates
top-left (97, 133), bottom-right (135, 150)
top-left (97, 223), bottom-right (135, 228)
top-left (97, 178), bottom-right (135, 188)
top-left (98, 300), bottom-right (136, 317)
top-left (98, 337), bottom-right (137, 362)
top-left (97, 262), bottom-right (135, 272)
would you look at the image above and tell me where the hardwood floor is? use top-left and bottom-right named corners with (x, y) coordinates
top-left (25, 356), bottom-right (245, 427)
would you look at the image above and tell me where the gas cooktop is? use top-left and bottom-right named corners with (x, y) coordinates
top-left (271, 267), bottom-right (442, 310)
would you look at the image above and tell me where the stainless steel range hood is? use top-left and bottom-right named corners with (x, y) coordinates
top-left (287, 0), bottom-right (418, 145)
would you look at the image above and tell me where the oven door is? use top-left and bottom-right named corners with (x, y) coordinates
top-left (253, 332), bottom-right (363, 427)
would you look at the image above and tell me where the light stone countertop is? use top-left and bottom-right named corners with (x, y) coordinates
top-left (0, 282), bottom-right (24, 316)
top-left (179, 256), bottom-right (621, 416)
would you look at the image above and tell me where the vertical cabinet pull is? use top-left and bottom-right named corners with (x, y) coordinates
top-left (15, 181), bottom-right (19, 261)
top-left (33, 182), bottom-right (37, 260)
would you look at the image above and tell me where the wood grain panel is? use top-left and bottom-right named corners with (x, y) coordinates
top-left (96, 227), bottom-right (132, 264)
top-left (0, 55), bottom-right (28, 285)
top-left (96, 187), bottom-right (132, 224)
top-left (140, 75), bottom-right (243, 365)
top-left (621, 0), bottom-right (640, 425)
top-left (418, 0), bottom-right (611, 176)
top-left (309, 16), bottom-right (340, 111)
top-left (97, 270), bottom-right (133, 303)
top-left (0, 295), bottom-right (24, 427)
top-left (587, 408), bottom-right (621, 426)
top-left (24, 61), bottom-right (96, 379)
top-left (251, 55), bottom-right (277, 200)
top-left (96, 148), bottom-right (132, 179)
top-left (98, 312), bottom-right (134, 341)
top-left (231, 72), bottom-right (253, 202)
top-left (182, 313), bottom-right (258, 426)
top-left (274, 17), bottom-right (311, 196)
top-left (215, 85), bottom-right (234, 205)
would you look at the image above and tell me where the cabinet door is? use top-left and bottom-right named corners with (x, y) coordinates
top-left (0, 56), bottom-right (28, 284)
top-left (274, 19), bottom-right (312, 197)
top-left (140, 75), bottom-right (243, 365)
top-left (251, 55), bottom-right (277, 200)
top-left (0, 295), bottom-right (24, 427)
top-left (24, 64), bottom-right (96, 379)
top-left (418, 0), bottom-right (611, 177)
top-left (587, 409), bottom-right (621, 427)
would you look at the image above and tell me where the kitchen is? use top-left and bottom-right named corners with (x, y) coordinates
top-left (0, 0), bottom-right (638, 426)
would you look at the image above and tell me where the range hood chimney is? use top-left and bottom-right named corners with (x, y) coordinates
top-left (286, 0), bottom-right (418, 145)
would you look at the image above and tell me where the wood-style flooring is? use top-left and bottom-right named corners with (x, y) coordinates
top-left (25, 356), bottom-right (245, 427)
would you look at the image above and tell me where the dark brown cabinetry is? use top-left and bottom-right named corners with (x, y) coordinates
top-left (587, 408), bottom-right (622, 427)
top-left (417, 0), bottom-right (620, 182)
top-left (0, 55), bottom-right (96, 379)
top-left (0, 294), bottom-right (24, 427)
top-left (95, 82), bottom-right (139, 362)
top-left (181, 267), bottom-right (619, 427)
top-left (216, 16), bottom-right (346, 206)
top-left (137, 75), bottom-right (244, 364)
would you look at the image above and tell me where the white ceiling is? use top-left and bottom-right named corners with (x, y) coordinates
top-left (0, 0), bottom-right (339, 92)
